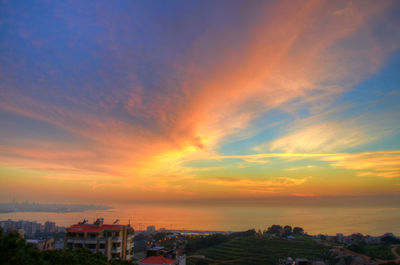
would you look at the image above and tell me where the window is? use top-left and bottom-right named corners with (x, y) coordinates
top-left (112, 242), bottom-right (121, 248)
top-left (87, 244), bottom-right (96, 249)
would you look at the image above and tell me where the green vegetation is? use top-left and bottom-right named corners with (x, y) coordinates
top-left (381, 236), bottom-right (400, 245)
top-left (186, 234), bottom-right (331, 265)
top-left (264, 225), bottom-right (304, 237)
top-left (396, 246), bottom-right (400, 256)
top-left (0, 228), bottom-right (133, 265)
top-left (185, 230), bottom-right (256, 254)
top-left (185, 234), bottom-right (230, 253)
top-left (348, 243), bottom-right (395, 260)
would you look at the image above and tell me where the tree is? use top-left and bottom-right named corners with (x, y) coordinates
top-left (266, 225), bottom-right (283, 235)
top-left (381, 235), bottom-right (400, 244)
top-left (283, 225), bottom-right (292, 236)
top-left (293, 227), bottom-right (304, 235)
top-left (0, 228), bottom-right (43, 265)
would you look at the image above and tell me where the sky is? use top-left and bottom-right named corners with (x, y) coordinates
top-left (0, 0), bottom-right (400, 204)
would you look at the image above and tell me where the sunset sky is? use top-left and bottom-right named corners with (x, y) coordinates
top-left (1, 0), bottom-right (400, 204)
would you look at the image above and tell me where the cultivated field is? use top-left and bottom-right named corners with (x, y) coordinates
top-left (187, 236), bottom-right (331, 265)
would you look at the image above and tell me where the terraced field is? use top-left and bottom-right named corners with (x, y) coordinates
top-left (187, 236), bottom-right (331, 265)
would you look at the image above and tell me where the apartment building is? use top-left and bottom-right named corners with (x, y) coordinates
top-left (146, 225), bottom-right (156, 234)
top-left (65, 218), bottom-right (134, 260)
top-left (44, 221), bottom-right (56, 233)
top-left (0, 219), bottom-right (43, 237)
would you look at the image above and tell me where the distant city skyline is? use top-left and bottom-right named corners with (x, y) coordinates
top-left (1, 1), bottom-right (400, 204)
top-left (0, 199), bottom-right (111, 213)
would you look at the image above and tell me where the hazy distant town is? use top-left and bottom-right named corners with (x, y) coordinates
top-left (0, 199), bottom-right (111, 213)
top-left (1, 217), bottom-right (399, 265)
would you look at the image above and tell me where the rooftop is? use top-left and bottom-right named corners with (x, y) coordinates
top-left (148, 246), bottom-right (165, 251)
top-left (26, 239), bottom-right (44, 244)
top-left (139, 256), bottom-right (176, 265)
top-left (67, 224), bottom-right (124, 233)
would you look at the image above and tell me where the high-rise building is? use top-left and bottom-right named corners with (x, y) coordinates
top-left (146, 225), bottom-right (156, 234)
top-left (65, 218), bottom-right (134, 260)
top-left (1, 219), bottom-right (17, 233)
top-left (44, 221), bottom-right (56, 233)
top-left (0, 219), bottom-right (44, 237)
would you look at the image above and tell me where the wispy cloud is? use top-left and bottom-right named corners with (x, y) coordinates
top-left (267, 122), bottom-right (373, 153)
top-left (286, 165), bottom-right (316, 171)
top-left (322, 151), bottom-right (400, 179)
top-left (196, 176), bottom-right (309, 194)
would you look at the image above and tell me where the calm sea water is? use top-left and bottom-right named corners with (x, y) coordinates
top-left (1, 204), bottom-right (399, 236)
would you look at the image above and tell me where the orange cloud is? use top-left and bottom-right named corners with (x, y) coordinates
top-left (291, 193), bottom-right (320, 197)
top-left (322, 151), bottom-right (400, 179)
top-left (196, 176), bottom-right (309, 190)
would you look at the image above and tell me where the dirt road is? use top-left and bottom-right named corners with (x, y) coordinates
top-left (391, 245), bottom-right (400, 262)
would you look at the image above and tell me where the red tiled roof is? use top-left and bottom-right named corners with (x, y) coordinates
top-left (102, 225), bottom-right (124, 230)
top-left (67, 224), bottom-right (122, 233)
top-left (139, 256), bottom-right (176, 265)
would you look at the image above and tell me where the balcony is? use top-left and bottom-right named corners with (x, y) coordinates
top-left (111, 236), bottom-right (122, 242)
top-left (67, 238), bottom-right (84, 244)
top-left (85, 238), bottom-right (98, 244)
top-left (73, 244), bottom-right (84, 249)
top-left (111, 246), bottom-right (122, 253)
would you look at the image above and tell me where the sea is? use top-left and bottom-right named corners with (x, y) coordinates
top-left (1, 203), bottom-right (399, 236)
